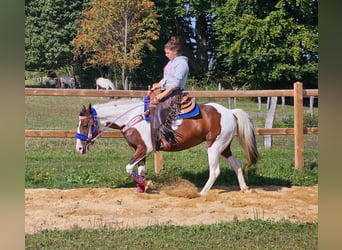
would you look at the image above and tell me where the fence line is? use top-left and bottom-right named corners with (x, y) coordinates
top-left (25, 87), bottom-right (318, 98)
top-left (24, 127), bottom-right (318, 138)
top-left (25, 82), bottom-right (318, 170)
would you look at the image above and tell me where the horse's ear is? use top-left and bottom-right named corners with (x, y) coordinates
top-left (80, 105), bottom-right (86, 116)
top-left (88, 104), bottom-right (92, 111)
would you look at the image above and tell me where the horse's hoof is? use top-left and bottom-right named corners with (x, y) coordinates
top-left (199, 190), bottom-right (207, 196)
top-left (241, 186), bottom-right (250, 193)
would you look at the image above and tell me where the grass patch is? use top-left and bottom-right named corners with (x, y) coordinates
top-left (25, 220), bottom-right (317, 249)
top-left (25, 136), bottom-right (318, 189)
top-left (25, 79), bottom-right (41, 86)
top-left (25, 96), bottom-right (318, 189)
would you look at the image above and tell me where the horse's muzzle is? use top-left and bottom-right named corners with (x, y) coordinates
top-left (76, 139), bottom-right (88, 154)
top-left (76, 138), bottom-right (95, 154)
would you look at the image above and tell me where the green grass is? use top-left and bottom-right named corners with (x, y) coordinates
top-left (25, 96), bottom-right (111, 129)
top-left (25, 95), bottom-right (318, 189)
top-left (25, 136), bottom-right (317, 189)
top-left (25, 79), bottom-right (41, 86)
top-left (25, 95), bottom-right (318, 248)
top-left (25, 220), bottom-right (317, 250)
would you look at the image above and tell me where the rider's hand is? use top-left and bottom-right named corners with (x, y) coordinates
top-left (151, 96), bottom-right (159, 105)
top-left (147, 82), bottom-right (159, 97)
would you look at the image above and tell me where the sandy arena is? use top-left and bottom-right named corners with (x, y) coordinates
top-left (25, 179), bottom-right (318, 234)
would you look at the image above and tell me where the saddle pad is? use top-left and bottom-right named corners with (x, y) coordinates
top-left (178, 102), bottom-right (200, 119)
top-left (143, 96), bottom-right (200, 122)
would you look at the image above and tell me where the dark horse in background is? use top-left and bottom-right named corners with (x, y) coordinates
top-left (75, 97), bottom-right (259, 195)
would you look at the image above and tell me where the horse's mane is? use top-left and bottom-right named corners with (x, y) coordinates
top-left (93, 98), bottom-right (144, 126)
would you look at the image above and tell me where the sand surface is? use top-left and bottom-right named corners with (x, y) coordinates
top-left (25, 179), bottom-right (318, 234)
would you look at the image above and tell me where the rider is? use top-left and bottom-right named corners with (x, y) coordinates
top-left (147, 36), bottom-right (189, 150)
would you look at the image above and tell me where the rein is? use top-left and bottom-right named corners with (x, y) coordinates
top-left (76, 103), bottom-right (145, 145)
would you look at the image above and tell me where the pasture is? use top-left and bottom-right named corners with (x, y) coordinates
top-left (25, 95), bottom-right (318, 248)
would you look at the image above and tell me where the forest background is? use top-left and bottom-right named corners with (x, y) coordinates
top-left (25, 0), bottom-right (318, 90)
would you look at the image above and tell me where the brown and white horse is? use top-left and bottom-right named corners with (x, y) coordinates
top-left (75, 98), bottom-right (259, 195)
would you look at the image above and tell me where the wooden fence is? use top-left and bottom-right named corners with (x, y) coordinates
top-left (25, 82), bottom-right (318, 171)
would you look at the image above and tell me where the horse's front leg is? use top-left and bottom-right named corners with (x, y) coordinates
top-left (125, 157), bottom-right (151, 193)
top-left (123, 128), bottom-right (152, 192)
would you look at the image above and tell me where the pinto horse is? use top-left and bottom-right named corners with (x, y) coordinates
top-left (75, 98), bottom-right (259, 195)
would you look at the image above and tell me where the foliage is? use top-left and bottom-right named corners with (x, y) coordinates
top-left (25, 0), bottom-right (88, 71)
top-left (212, 0), bottom-right (318, 89)
top-left (71, 0), bottom-right (160, 89)
top-left (172, 0), bottom-right (215, 77)
top-left (26, 220), bottom-right (318, 249)
top-left (132, 0), bottom-right (217, 86)
top-left (25, 0), bottom-right (318, 90)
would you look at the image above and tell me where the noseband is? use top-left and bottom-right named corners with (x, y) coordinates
top-left (75, 107), bottom-right (99, 144)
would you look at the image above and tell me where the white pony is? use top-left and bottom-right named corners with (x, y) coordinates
top-left (96, 77), bottom-right (116, 90)
top-left (42, 77), bottom-right (57, 88)
top-left (60, 75), bottom-right (76, 88)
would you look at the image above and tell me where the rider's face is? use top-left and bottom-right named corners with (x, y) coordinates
top-left (164, 48), bottom-right (178, 60)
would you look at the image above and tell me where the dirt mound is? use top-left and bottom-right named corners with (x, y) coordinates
top-left (25, 182), bottom-right (318, 234)
top-left (160, 178), bottom-right (200, 199)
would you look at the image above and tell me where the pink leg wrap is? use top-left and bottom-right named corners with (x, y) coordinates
top-left (136, 184), bottom-right (145, 193)
top-left (131, 172), bottom-right (147, 193)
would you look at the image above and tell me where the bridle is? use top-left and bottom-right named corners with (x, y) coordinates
top-left (75, 107), bottom-right (99, 149)
top-left (75, 103), bottom-right (146, 149)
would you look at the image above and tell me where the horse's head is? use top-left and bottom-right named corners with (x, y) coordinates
top-left (75, 104), bottom-right (100, 154)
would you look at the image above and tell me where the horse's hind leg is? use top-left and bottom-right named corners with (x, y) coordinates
top-left (227, 156), bottom-right (248, 192)
top-left (199, 149), bottom-right (221, 196)
top-left (221, 147), bottom-right (248, 192)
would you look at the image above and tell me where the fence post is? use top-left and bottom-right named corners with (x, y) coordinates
top-left (294, 82), bottom-right (304, 170)
top-left (281, 96), bottom-right (285, 112)
top-left (309, 96), bottom-right (314, 117)
top-left (154, 151), bottom-right (163, 174)
top-left (264, 96), bottom-right (277, 149)
top-left (228, 97), bottom-right (231, 109)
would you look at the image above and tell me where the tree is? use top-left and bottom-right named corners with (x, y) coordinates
top-left (165, 0), bottom-right (215, 79)
top-left (25, 0), bottom-right (88, 72)
top-left (138, 0), bottom-right (216, 85)
top-left (72, 0), bottom-right (160, 89)
top-left (212, 0), bottom-right (318, 89)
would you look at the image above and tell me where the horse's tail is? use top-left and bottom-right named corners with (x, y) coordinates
top-left (231, 109), bottom-right (259, 178)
